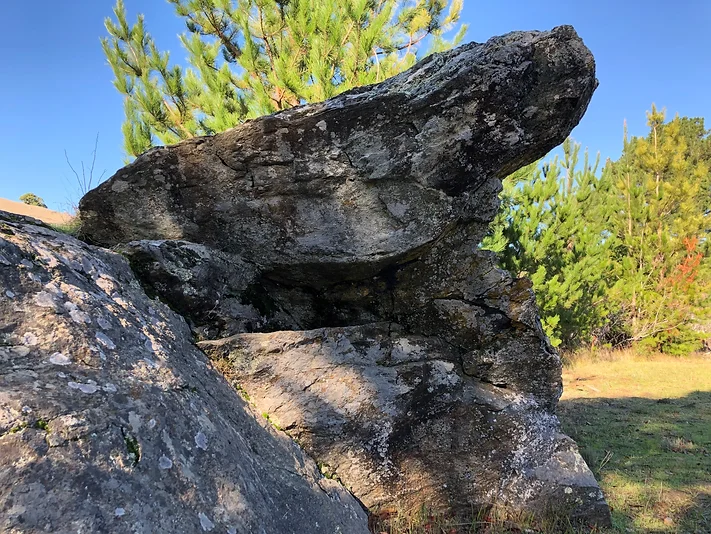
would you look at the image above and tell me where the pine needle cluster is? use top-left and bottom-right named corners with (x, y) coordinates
top-left (102, 0), bottom-right (466, 157)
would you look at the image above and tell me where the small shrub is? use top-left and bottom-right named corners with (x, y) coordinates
top-left (19, 193), bottom-right (47, 208)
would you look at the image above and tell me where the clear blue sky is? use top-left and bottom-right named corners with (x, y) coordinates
top-left (1, 0), bottom-right (709, 211)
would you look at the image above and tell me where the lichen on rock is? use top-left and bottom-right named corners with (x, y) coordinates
top-left (49, 25), bottom-right (611, 528)
top-left (0, 212), bottom-right (369, 533)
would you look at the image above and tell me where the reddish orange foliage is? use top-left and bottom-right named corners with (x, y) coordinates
top-left (670, 236), bottom-right (703, 289)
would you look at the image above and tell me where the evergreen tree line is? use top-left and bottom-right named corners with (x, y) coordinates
top-left (483, 108), bottom-right (711, 354)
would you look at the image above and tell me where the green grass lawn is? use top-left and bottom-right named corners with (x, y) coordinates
top-left (560, 351), bottom-right (711, 533)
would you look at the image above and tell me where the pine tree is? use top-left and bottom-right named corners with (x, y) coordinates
top-left (102, 0), bottom-right (466, 157)
top-left (605, 107), bottom-right (710, 353)
top-left (486, 109), bottom-right (711, 354)
top-left (483, 139), bottom-right (613, 348)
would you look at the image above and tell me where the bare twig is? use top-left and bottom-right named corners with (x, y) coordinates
top-left (63, 133), bottom-right (108, 212)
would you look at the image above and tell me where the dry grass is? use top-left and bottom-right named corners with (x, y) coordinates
top-left (561, 348), bottom-right (711, 400)
top-left (369, 505), bottom-right (598, 534)
top-left (0, 197), bottom-right (73, 225)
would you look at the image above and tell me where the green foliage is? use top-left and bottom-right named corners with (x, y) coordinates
top-left (486, 108), bottom-right (711, 354)
top-left (483, 140), bottom-right (613, 347)
top-left (103, 0), bottom-right (466, 157)
top-left (19, 193), bottom-right (47, 208)
top-left (604, 107), bottom-right (710, 354)
top-left (33, 419), bottom-right (49, 431)
top-left (123, 433), bottom-right (141, 466)
top-left (49, 217), bottom-right (82, 237)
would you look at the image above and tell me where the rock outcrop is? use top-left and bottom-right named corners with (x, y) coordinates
top-left (77, 26), bottom-right (610, 527)
top-left (199, 325), bottom-right (608, 524)
top-left (80, 26), bottom-right (595, 286)
top-left (0, 212), bottom-right (369, 533)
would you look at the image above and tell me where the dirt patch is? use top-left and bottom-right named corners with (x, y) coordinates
top-left (0, 198), bottom-right (73, 225)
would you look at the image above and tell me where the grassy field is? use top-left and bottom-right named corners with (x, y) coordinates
top-left (560, 350), bottom-right (711, 533)
top-left (373, 350), bottom-right (711, 533)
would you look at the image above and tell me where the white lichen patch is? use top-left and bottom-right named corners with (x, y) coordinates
top-left (385, 202), bottom-right (409, 219)
top-left (198, 512), bottom-right (215, 531)
top-left (195, 431), bottom-right (208, 451)
top-left (95, 331), bottom-right (116, 350)
top-left (391, 338), bottom-right (425, 362)
top-left (44, 282), bottom-right (64, 296)
top-left (365, 421), bottom-right (395, 474)
top-left (144, 335), bottom-right (164, 356)
top-left (429, 360), bottom-right (460, 387)
top-left (197, 414), bottom-right (216, 433)
top-left (111, 180), bottom-right (130, 193)
top-left (128, 412), bottom-right (142, 432)
top-left (22, 333), bottom-right (39, 346)
top-left (49, 352), bottom-right (71, 366)
top-left (69, 308), bottom-right (92, 324)
top-left (67, 381), bottom-right (99, 394)
top-left (31, 244), bottom-right (61, 268)
top-left (114, 507), bottom-right (126, 517)
top-left (33, 292), bottom-right (56, 308)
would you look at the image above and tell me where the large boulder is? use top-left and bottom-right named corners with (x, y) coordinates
top-left (0, 211), bottom-right (369, 534)
top-left (79, 26), bottom-right (596, 286)
top-left (76, 25), bottom-right (610, 527)
top-left (199, 324), bottom-right (609, 525)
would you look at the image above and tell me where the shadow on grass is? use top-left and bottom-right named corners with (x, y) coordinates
top-left (559, 391), bottom-right (711, 533)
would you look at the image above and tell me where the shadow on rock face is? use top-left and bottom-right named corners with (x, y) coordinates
top-left (0, 212), bottom-right (369, 534)
top-left (73, 25), bottom-right (609, 528)
top-left (199, 324), bottom-right (610, 527)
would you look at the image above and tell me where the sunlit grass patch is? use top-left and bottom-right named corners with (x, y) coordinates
top-left (49, 216), bottom-right (82, 236)
top-left (561, 350), bottom-right (711, 400)
top-left (559, 352), bottom-right (711, 533)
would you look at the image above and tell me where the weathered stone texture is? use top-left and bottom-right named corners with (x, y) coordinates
top-left (74, 25), bottom-right (610, 527)
top-left (0, 211), bottom-right (369, 534)
top-left (79, 26), bottom-right (596, 287)
top-left (199, 324), bottom-right (609, 525)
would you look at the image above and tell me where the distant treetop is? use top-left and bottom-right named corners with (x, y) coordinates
top-left (19, 193), bottom-right (47, 208)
